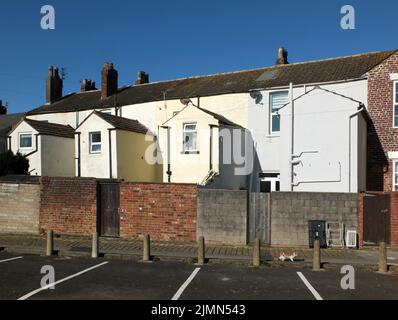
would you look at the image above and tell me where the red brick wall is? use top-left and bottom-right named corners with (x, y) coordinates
top-left (120, 182), bottom-right (197, 242)
top-left (39, 177), bottom-right (97, 235)
top-left (391, 192), bottom-right (398, 246)
top-left (367, 52), bottom-right (398, 191)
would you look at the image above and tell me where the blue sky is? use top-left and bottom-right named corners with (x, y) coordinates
top-left (0, 0), bottom-right (396, 113)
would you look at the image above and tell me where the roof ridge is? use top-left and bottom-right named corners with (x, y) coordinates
top-left (130, 49), bottom-right (397, 86)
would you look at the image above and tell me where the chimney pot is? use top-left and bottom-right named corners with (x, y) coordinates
top-left (80, 79), bottom-right (97, 92)
top-left (101, 62), bottom-right (118, 99)
top-left (135, 70), bottom-right (149, 85)
top-left (46, 65), bottom-right (63, 104)
top-left (276, 47), bottom-right (289, 65)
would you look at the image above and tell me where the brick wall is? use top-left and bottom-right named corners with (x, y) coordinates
top-left (39, 177), bottom-right (97, 235)
top-left (270, 192), bottom-right (358, 246)
top-left (0, 181), bottom-right (40, 234)
top-left (197, 189), bottom-right (248, 245)
top-left (367, 52), bottom-right (398, 191)
top-left (120, 182), bottom-right (197, 241)
top-left (391, 193), bottom-right (398, 246)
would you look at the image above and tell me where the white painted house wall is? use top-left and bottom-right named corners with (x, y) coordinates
top-left (279, 87), bottom-right (366, 193)
top-left (8, 121), bottom-right (41, 175)
top-left (76, 114), bottom-right (117, 179)
top-left (248, 80), bottom-right (368, 193)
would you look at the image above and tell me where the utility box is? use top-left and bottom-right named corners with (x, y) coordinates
top-left (308, 220), bottom-right (327, 248)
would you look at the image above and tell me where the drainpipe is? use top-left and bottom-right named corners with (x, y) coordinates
top-left (6, 136), bottom-right (11, 151)
top-left (161, 125), bottom-right (172, 183)
top-left (289, 82), bottom-right (294, 192)
top-left (209, 124), bottom-right (218, 172)
top-left (348, 105), bottom-right (365, 193)
top-left (74, 132), bottom-right (81, 177)
top-left (108, 128), bottom-right (117, 179)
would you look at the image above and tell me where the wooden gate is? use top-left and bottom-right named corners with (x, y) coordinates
top-left (248, 193), bottom-right (270, 244)
top-left (98, 181), bottom-right (120, 237)
top-left (363, 193), bottom-right (391, 245)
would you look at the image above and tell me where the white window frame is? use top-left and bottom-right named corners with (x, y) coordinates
top-left (393, 160), bottom-right (398, 192)
top-left (183, 123), bottom-right (198, 153)
top-left (394, 81), bottom-right (398, 128)
top-left (259, 173), bottom-right (280, 193)
top-left (18, 133), bottom-right (33, 150)
top-left (270, 91), bottom-right (289, 135)
top-left (89, 132), bottom-right (102, 154)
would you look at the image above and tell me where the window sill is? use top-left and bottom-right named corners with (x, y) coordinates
top-left (181, 151), bottom-right (200, 155)
top-left (266, 134), bottom-right (280, 138)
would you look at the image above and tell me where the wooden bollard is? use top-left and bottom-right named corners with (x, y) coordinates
top-left (378, 242), bottom-right (388, 273)
top-left (143, 234), bottom-right (151, 262)
top-left (46, 230), bottom-right (54, 256)
top-left (197, 236), bottom-right (205, 265)
top-left (313, 239), bottom-right (321, 271)
top-left (91, 232), bottom-right (99, 258)
top-left (253, 238), bottom-right (261, 267)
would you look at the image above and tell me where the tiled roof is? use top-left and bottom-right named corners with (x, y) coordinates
top-left (93, 112), bottom-right (151, 135)
top-left (0, 113), bottom-right (25, 137)
top-left (27, 50), bottom-right (396, 115)
top-left (23, 119), bottom-right (75, 138)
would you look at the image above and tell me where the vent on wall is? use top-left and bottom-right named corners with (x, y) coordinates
top-left (346, 230), bottom-right (357, 248)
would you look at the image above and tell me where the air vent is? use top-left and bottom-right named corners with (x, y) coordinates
top-left (346, 230), bottom-right (357, 248)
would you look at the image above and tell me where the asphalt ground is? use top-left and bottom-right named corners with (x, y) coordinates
top-left (0, 251), bottom-right (398, 301)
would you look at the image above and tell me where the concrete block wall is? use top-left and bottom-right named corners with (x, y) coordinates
top-left (271, 192), bottom-right (358, 246)
top-left (0, 182), bottom-right (41, 234)
top-left (39, 177), bottom-right (97, 235)
top-left (120, 182), bottom-right (198, 241)
top-left (197, 189), bottom-right (248, 245)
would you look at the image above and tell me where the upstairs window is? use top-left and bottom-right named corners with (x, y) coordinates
top-left (394, 160), bottom-right (398, 191)
top-left (89, 132), bottom-right (101, 154)
top-left (270, 91), bottom-right (288, 134)
top-left (183, 123), bottom-right (197, 152)
top-left (19, 133), bottom-right (33, 149)
top-left (394, 82), bottom-right (398, 127)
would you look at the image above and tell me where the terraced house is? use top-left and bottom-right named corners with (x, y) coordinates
top-left (5, 48), bottom-right (398, 192)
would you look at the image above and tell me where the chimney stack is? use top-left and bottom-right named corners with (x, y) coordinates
top-left (276, 47), bottom-right (289, 65)
top-left (135, 71), bottom-right (149, 85)
top-left (101, 62), bottom-right (118, 99)
top-left (0, 100), bottom-right (6, 115)
top-left (80, 79), bottom-right (97, 92)
top-left (46, 66), bottom-right (63, 103)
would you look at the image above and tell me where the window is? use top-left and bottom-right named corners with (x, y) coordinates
top-left (89, 132), bottom-right (101, 154)
top-left (394, 82), bottom-right (398, 127)
top-left (183, 123), bottom-right (197, 152)
top-left (394, 160), bottom-right (398, 191)
top-left (270, 91), bottom-right (288, 134)
top-left (19, 133), bottom-right (32, 149)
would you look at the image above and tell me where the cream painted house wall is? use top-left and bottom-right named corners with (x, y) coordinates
top-left (9, 121), bottom-right (41, 176)
top-left (116, 131), bottom-right (162, 182)
top-left (77, 114), bottom-right (117, 179)
top-left (40, 135), bottom-right (75, 177)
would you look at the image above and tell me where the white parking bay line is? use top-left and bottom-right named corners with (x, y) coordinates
top-left (18, 261), bottom-right (109, 301)
top-left (297, 272), bottom-right (323, 301)
top-left (0, 256), bottom-right (23, 263)
top-left (172, 268), bottom-right (201, 301)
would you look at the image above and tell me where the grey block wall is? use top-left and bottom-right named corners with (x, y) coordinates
top-left (270, 192), bottom-right (358, 246)
top-left (0, 182), bottom-right (41, 234)
top-left (197, 189), bottom-right (248, 245)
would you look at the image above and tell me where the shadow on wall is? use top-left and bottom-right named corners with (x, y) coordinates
top-left (367, 119), bottom-right (388, 191)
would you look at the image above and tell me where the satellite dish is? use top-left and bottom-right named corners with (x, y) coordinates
top-left (250, 91), bottom-right (263, 104)
top-left (180, 98), bottom-right (192, 106)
